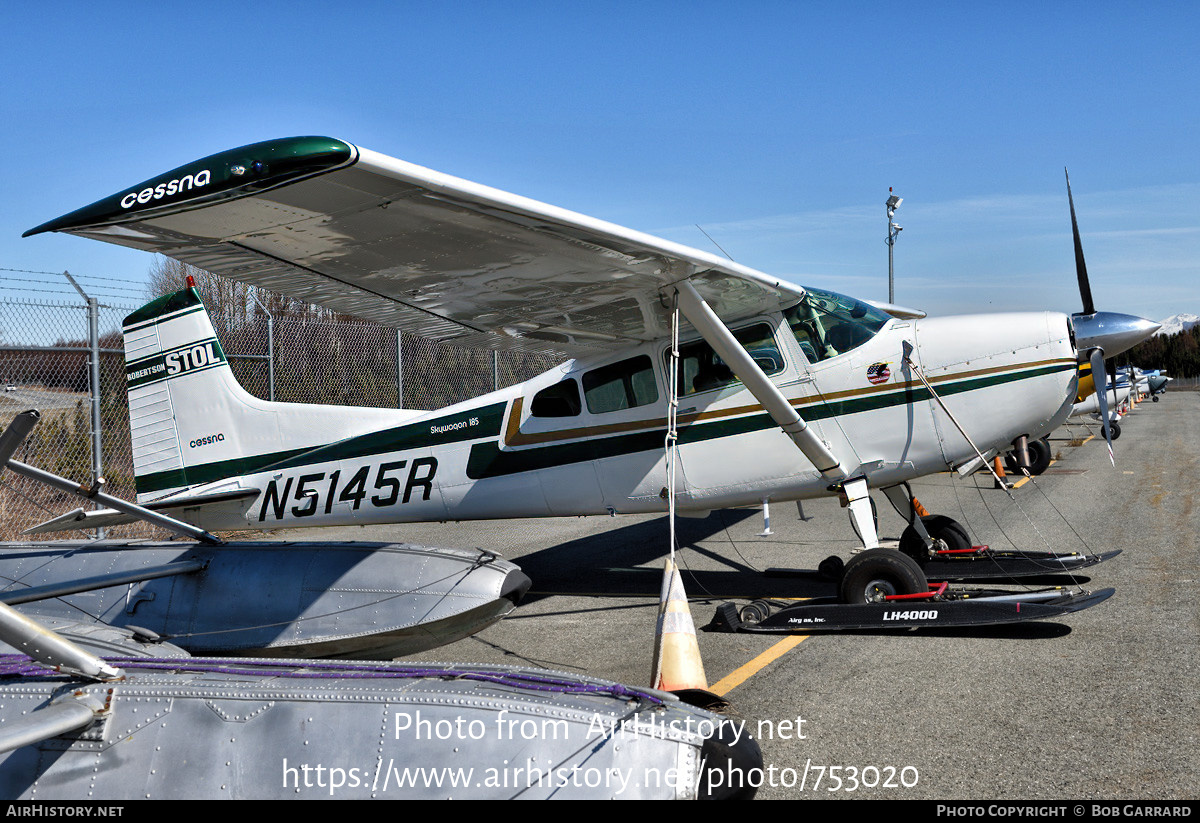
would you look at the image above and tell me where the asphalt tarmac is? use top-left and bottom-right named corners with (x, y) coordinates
top-left (277, 392), bottom-right (1199, 800)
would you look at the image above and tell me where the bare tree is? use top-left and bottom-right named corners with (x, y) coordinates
top-left (147, 256), bottom-right (339, 325)
top-left (147, 257), bottom-right (260, 336)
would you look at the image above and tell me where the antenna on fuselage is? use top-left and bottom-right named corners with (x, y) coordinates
top-left (695, 225), bottom-right (735, 261)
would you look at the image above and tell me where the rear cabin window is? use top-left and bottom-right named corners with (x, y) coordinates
top-left (669, 323), bottom-right (784, 396)
top-left (530, 378), bottom-right (581, 417)
top-left (583, 355), bottom-right (658, 414)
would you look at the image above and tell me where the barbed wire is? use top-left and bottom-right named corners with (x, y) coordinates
top-left (0, 266), bottom-right (149, 286)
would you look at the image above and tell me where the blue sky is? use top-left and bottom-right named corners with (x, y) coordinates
top-left (2, 2), bottom-right (1196, 322)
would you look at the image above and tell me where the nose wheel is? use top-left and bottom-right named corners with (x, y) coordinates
top-left (1004, 437), bottom-right (1052, 476)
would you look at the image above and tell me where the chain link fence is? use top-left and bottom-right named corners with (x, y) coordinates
top-left (0, 287), bottom-right (558, 541)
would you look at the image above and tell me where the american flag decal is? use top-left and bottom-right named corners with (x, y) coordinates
top-left (867, 362), bottom-right (891, 385)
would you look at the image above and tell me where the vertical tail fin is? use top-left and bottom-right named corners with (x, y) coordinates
top-left (123, 286), bottom-right (408, 503)
top-left (123, 286), bottom-right (239, 501)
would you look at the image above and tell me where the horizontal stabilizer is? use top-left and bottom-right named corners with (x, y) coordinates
top-left (24, 488), bottom-right (259, 535)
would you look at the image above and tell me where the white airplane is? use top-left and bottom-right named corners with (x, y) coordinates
top-left (21, 137), bottom-right (1158, 599)
top-left (1071, 383), bottom-right (1132, 437)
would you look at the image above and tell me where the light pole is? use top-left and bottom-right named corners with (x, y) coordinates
top-left (886, 189), bottom-right (903, 304)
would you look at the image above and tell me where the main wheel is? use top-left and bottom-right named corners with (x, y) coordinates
top-left (1026, 437), bottom-right (1052, 475)
top-left (838, 549), bottom-right (928, 604)
top-left (898, 514), bottom-right (971, 563)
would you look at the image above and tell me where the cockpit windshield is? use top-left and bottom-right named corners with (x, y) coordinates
top-left (784, 287), bottom-right (892, 363)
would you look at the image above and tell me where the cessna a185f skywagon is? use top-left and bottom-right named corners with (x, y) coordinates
top-left (22, 137), bottom-right (1155, 604)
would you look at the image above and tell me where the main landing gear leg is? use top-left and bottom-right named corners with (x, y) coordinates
top-left (838, 481), bottom-right (931, 603)
top-left (843, 477), bottom-right (880, 552)
top-left (815, 477), bottom-right (879, 579)
top-left (882, 483), bottom-right (932, 549)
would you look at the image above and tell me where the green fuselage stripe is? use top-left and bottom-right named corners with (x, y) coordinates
top-left (136, 361), bottom-right (1072, 495)
top-left (135, 402), bottom-right (509, 495)
top-left (464, 362), bottom-right (1073, 479)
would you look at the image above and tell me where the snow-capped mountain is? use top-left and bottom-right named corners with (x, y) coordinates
top-left (1156, 313), bottom-right (1200, 336)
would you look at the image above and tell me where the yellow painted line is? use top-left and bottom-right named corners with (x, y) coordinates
top-left (1010, 463), bottom-right (1050, 488)
top-left (710, 634), bottom-right (809, 696)
top-left (1009, 430), bottom-right (1095, 489)
top-left (1010, 452), bottom-right (1069, 488)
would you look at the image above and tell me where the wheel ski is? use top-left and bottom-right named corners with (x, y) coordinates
top-left (712, 587), bottom-right (1115, 633)
top-left (916, 548), bottom-right (1121, 581)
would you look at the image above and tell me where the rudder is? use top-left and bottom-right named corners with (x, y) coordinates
top-left (123, 285), bottom-right (409, 503)
top-left (123, 286), bottom-right (238, 501)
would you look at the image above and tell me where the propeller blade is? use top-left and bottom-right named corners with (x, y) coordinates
top-left (1066, 168), bottom-right (1096, 317)
top-left (1089, 347), bottom-right (1115, 466)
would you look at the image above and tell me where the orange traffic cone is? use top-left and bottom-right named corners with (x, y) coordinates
top-left (651, 557), bottom-right (708, 692)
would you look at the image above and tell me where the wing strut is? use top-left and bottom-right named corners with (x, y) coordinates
top-left (674, 281), bottom-right (845, 480)
top-left (0, 411), bottom-right (223, 545)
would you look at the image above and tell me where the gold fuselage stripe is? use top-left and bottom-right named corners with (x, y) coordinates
top-left (503, 357), bottom-right (1074, 448)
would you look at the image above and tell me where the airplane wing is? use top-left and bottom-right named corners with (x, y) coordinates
top-left (865, 300), bottom-right (926, 320)
top-left (25, 137), bottom-right (805, 355)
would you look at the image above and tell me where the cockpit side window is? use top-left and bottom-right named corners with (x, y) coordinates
top-left (785, 287), bottom-right (891, 363)
top-left (669, 323), bottom-right (783, 396)
top-left (583, 355), bottom-right (658, 414)
top-left (530, 378), bottom-right (581, 417)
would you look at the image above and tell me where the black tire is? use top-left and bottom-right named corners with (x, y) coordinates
top-left (838, 549), bottom-right (928, 604)
top-left (1004, 451), bottom-right (1020, 474)
top-left (898, 514), bottom-right (972, 563)
top-left (818, 555), bottom-right (845, 580)
top-left (739, 600), bottom-right (772, 625)
top-left (1107, 420), bottom-right (1122, 441)
top-left (1152, 395), bottom-right (1159, 402)
top-left (1005, 440), bottom-right (1051, 476)
top-left (1026, 437), bottom-right (1052, 475)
